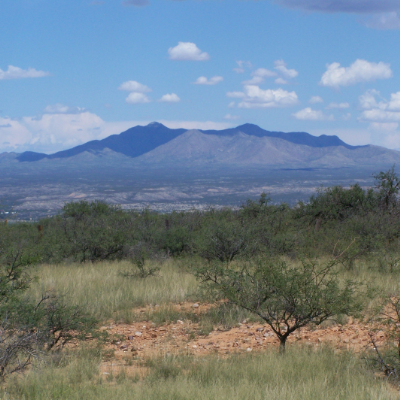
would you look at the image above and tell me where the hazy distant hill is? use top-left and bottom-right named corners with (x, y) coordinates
top-left (15, 122), bottom-right (362, 163)
top-left (134, 130), bottom-right (400, 168)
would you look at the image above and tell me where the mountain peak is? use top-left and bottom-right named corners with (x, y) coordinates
top-left (147, 122), bottom-right (166, 128)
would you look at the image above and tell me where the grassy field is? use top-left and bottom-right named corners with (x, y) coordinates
top-left (4, 346), bottom-right (397, 400)
top-left (3, 258), bottom-right (399, 399)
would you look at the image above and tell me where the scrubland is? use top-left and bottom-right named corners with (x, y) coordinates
top-left (2, 168), bottom-right (400, 398)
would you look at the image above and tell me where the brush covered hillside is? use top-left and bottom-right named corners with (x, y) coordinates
top-left (10, 122), bottom-right (400, 169)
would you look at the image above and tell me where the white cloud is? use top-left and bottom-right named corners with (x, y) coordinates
top-left (320, 59), bottom-right (393, 87)
top-left (361, 109), bottom-right (400, 122)
top-left (274, 59), bottom-right (298, 79)
top-left (326, 102), bottom-right (350, 109)
top-left (43, 104), bottom-right (85, 114)
top-left (193, 76), bottom-right (223, 85)
top-left (309, 96), bottom-right (324, 104)
top-left (358, 89), bottom-right (381, 109)
top-left (228, 101), bottom-right (236, 108)
top-left (158, 93), bottom-right (180, 103)
top-left (118, 80), bottom-right (152, 93)
top-left (358, 90), bottom-right (400, 122)
top-left (234, 85), bottom-right (299, 109)
top-left (224, 114), bottom-right (240, 120)
top-left (242, 68), bottom-right (277, 85)
top-left (0, 65), bottom-right (50, 80)
top-left (125, 92), bottom-right (151, 104)
top-left (252, 68), bottom-right (277, 78)
top-left (168, 42), bottom-right (209, 61)
top-left (292, 107), bottom-right (334, 121)
top-left (275, 77), bottom-right (289, 85)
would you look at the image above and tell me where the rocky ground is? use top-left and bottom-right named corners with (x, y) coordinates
top-left (98, 302), bottom-right (387, 378)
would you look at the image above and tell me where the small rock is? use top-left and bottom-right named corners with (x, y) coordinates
top-left (256, 327), bottom-right (264, 332)
top-left (192, 303), bottom-right (199, 309)
top-left (246, 347), bottom-right (252, 352)
top-left (192, 345), bottom-right (197, 349)
top-left (120, 345), bottom-right (128, 349)
top-left (103, 372), bottom-right (110, 375)
top-left (177, 320), bottom-right (184, 324)
top-left (128, 335), bottom-right (134, 341)
top-left (135, 332), bottom-right (142, 337)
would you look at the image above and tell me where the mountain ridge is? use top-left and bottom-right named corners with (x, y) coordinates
top-left (15, 122), bottom-right (362, 163)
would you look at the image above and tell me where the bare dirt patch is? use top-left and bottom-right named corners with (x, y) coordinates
top-left (99, 302), bottom-right (387, 378)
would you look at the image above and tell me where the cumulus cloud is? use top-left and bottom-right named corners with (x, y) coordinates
top-left (168, 42), bottom-right (209, 61)
top-left (326, 102), bottom-right (350, 109)
top-left (243, 68), bottom-right (277, 85)
top-left (358, 90), bottom-right (400, 122)
top-left (122, 0), bottom-right (149, 6)
top-left (118, 80), bottom-right (152, 92)
top-left (309, 96), bottom-right (324, 104)
top-left (274, 0), bottom-right (400, 14)
top-left (274, 59), bottom-right (298, 79)
top-left (125, 92), bottom-right (151, 104)
top-left (158, 93), bottom-right (180, 103)
top-left (193, 76), bottom-right (223, 85)
top-left (118, 80), bottom-right (152, 104)
top-left (240, 61), bottom-right (296, 86)
top-left (320, 59), bottom-right (392, 88)
top-left (292, 107), bottom-right (334, 121)
top-left (228, 85), bottom-right (299, 109)
top-left (0, 65), bottom-right (50, 80)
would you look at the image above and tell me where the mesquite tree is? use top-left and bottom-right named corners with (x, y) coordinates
top-left (195, 258), bottom-right (364, 351)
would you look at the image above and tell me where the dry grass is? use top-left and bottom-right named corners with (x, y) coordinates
top-left (27, 260), bottom-right (199, 322)
top-left (4, 346), bottom-right (398, 400)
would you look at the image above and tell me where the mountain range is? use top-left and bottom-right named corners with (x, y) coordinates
top-left (6, 122), bottom-right (400, 169)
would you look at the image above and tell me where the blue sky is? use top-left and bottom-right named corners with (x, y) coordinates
top-left (1, 0), bottom-right (400, 153)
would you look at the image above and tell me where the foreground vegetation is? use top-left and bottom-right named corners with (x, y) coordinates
top-left (5, 347), bottom-right (398, 400)
top-left (2, 166), bottom-right (400, 397)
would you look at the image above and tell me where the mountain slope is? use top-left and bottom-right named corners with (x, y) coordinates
top-left (134, 130), bottom-right (400, 168)
top-left (15, 122), bottom-right (361, 162)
